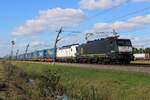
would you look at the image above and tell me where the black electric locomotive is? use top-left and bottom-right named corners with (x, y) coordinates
top-left (76, 36), bottom-right (134, 64)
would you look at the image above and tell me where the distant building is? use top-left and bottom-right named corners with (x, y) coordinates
top-left (134, 53), bottom-right (150, 60)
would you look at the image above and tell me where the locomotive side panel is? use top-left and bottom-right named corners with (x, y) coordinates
top-left (76, 39), bottom-right (113, 63)
top-left (78, 39), bottom-right (115, 57)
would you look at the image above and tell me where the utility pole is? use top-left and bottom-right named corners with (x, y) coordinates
top-left (16, 49), bottom-right (19, 60)
top-left (53, 28), bottom-right (81, 64)
top-left (53, 27), bottom-right (63, 64)
top-left (25, 44), bottom-right (30, 60)
top-left (112, 29), bottom-right (119, 37)
top-left (10, 40), bottom-right (15, 60)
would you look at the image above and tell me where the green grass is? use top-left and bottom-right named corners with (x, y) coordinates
top-left (12, 62), bottom-right (150, 100)
top-left (132, 60), bottom-right (150, 64)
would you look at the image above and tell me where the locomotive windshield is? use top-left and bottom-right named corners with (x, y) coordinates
top-left (117, 39), bottom-right (132, 46)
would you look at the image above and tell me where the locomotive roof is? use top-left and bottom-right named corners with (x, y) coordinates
top-left (87, 36), bottom-right (130, 44)
top-left (59, 43), bottom-right (79, 49)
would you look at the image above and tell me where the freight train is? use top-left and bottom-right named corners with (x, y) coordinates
top-left (16, 36), bottom-right (134, 64)
top-left (17, 49), bottom-right (55, 62)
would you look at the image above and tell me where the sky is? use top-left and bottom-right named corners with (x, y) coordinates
top-left (0, 0), bottom-right (150, 57)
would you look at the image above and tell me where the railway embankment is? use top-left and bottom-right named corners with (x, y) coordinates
top-left (10, 61), bottom-right (150, 99)
top-left (1, 61), bottom-right (150, 99)
top-left (56, 62), bottom-right (150, 74)
top-left (0, 61), bottom-right (67, 100)
top-left (21, 61), bottom-right (150, 74)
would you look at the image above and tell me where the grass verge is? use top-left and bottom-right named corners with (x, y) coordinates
top-left (11, 61), bottom-right (150, 100)
top-left (131, 60), bottom-right (150, 64)
top-left (1, 61), bottom-right (150, 100)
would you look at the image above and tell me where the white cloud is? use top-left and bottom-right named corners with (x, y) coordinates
top-left (28, 40), bottom-right (54, 51)
top-left (12, 8), bottom-right (86, 36)
top-left (88, 14), bottom-right (150, 32)
top-left (85, 14), bottom-right (150, 47)
top-left (132, 0), bottom-right (150, 2)
top-left (58, 33), bottom-right (85, 46)
top-left (31, 40), bottom-right (50, 47)
top-left (80, 0), bottom-right (150, 10)
top-left (120, 34), bottom-right (150, 48)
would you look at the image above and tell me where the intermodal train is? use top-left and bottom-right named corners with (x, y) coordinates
top-left (17, 36), bottom-right (134, 64)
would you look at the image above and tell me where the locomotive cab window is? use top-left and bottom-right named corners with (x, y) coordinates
top-left (117, 40), bottom-right (131, 46)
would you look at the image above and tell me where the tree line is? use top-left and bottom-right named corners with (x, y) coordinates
top-left (133, 48), bottom-right (150, 54)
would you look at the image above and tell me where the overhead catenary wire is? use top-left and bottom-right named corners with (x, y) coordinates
top-left (105, 6), bottom-right (150, 22)
top-left (78, 0), bottom-right (133, 38)
top-left (84, 5), bottom-right (150, 39)
top-left (121, 26), bottom-right (149, 34)
top-left (87, 0), bottom-right (131, 22)
top-left (58, 1), bottom-right (134, 41)
top-left (83, 2), bottom-right (150, 32)
top-left (80, 5), bottom-right (122, 31)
